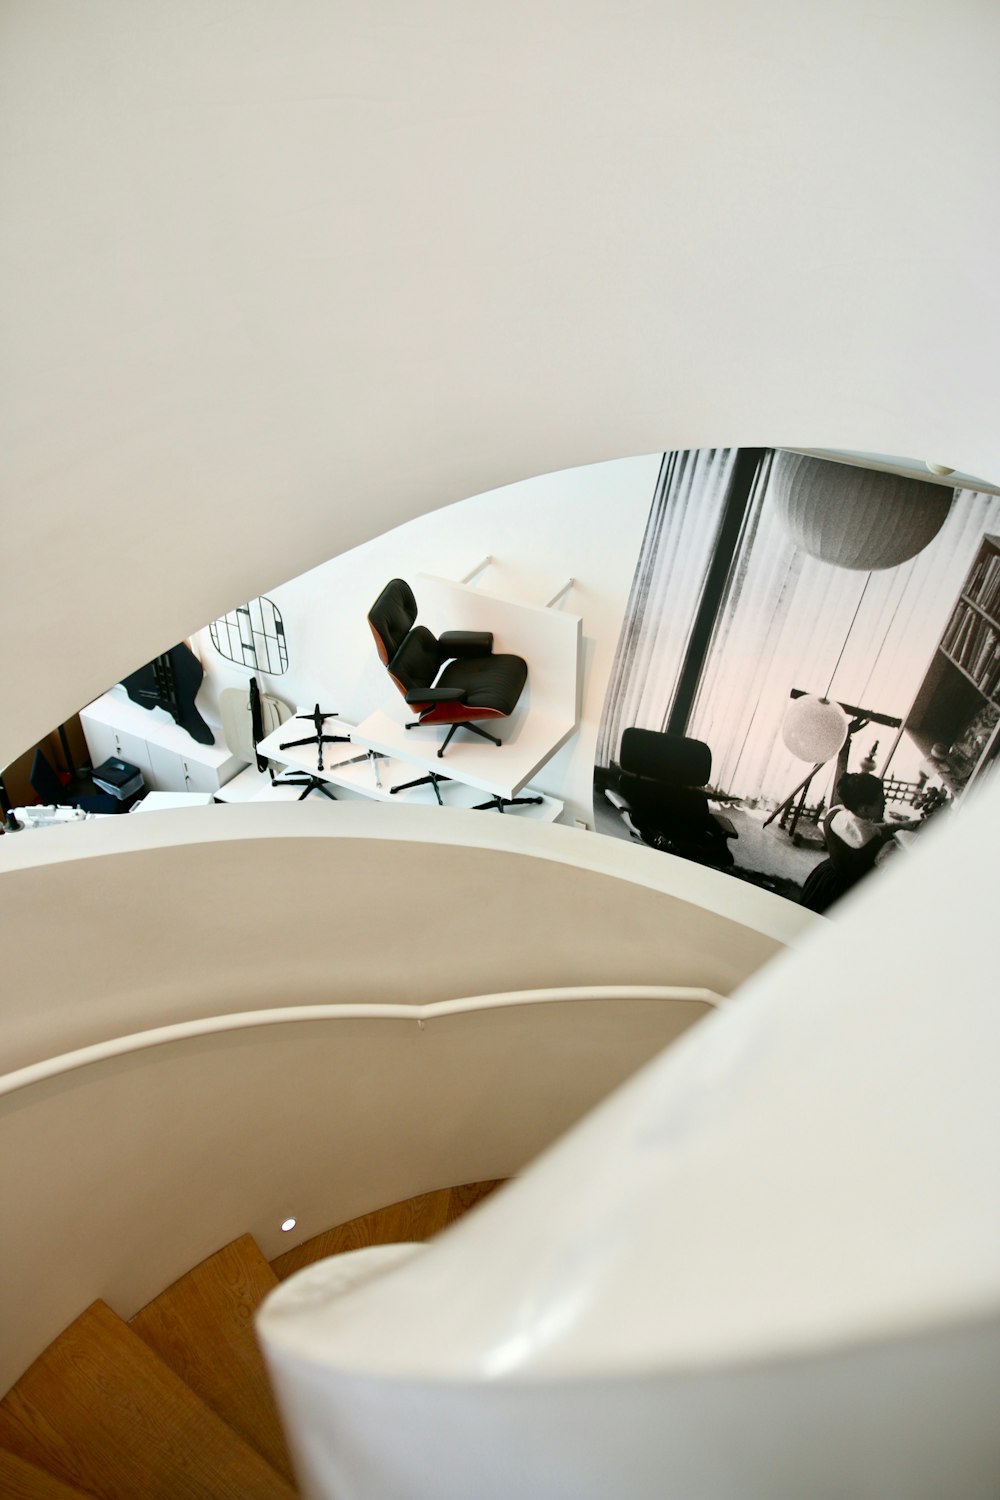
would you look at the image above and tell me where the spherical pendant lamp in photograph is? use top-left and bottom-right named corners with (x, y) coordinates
top-left (770, 452), bottom-right (953, 570)
top-left (782, 694), bottom-right (849, 763)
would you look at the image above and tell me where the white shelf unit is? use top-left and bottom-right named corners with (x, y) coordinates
top-left (228, 717), bottom-right (564, 821)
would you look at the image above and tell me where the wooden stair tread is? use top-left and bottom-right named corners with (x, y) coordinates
top-left (0, 1447), bottom-right (94, 1500)
top-left (0, 1300), bottom-right (297, 1500)
top-left (130, 1234), bottom-right (294, 1485)
top-left (271, 1179), bottom-right (504, 1280)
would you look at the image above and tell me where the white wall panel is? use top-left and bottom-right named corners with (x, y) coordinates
top-left (2, 2), bottom-right (998, 765)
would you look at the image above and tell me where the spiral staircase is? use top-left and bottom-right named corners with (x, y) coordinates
top-left (0, 1183), bottom-right (500, 1499)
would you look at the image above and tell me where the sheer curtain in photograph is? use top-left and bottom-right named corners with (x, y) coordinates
top-left (595, 448), bottom-right (737, 767)
top-left (598, 444), bottom-right (1000, 804)
top-left (689, 481), bottom-right (1000, 803)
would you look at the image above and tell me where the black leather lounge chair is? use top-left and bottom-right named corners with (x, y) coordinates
top-left (606, 727), bottom-right (737, 869)
top-left (367, 578), bottom-right (527, 757)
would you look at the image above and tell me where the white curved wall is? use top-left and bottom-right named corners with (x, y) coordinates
top-left (3, 1), bottom-right (999, 763)
top-left (2, 6), bottom-right (999, 1468)
top-left (0, 804), bottom-right (808, 1073)
top-left (0, 986), bottom-right (714, 1393)
top-left (258, 756), bottom-right (1000, 1500)
top-left (0, 804), bottom-right (808, 1389)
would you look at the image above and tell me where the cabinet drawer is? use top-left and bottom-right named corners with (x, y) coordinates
top-left (175, 754), bottom-right (227, 793)
top-left (79, 718), bottom-right (118, 773)
top-left (80, 696), bottom-right (245, 793)
top-left (147, 742), bottom-right (232, 793)
top-left (85, 724), bottom-right (156, 784)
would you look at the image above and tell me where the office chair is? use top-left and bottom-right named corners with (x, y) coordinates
top-left (219, 680), bottom-right (293, 770)
top-left (605, 728), bottom-right (737, 869)
top-left (367, 578), bottom-right (528, 758)
top-left (219, 680), bottom-right (337, 800)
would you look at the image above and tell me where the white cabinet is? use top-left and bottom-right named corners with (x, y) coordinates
top-left (82, 720), bottom-right (155, 779)
top-left (80, 691), bottom-right (246, 793)
top-left (147, 742), bottom-right (231, 793)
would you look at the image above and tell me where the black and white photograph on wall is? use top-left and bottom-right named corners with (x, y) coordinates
top-left (593, 448), bottom-right (1000, 913)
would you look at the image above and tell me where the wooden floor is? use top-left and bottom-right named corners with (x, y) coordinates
top-left (0, 1447), bottom-right (93, 1500)
top-left (0, 1179), bottom-right (505, 1499)
top-left (131, 1234), bottom-right (296, 1485)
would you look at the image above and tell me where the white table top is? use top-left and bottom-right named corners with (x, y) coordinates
top-left (131, 791), bottom-right (216, 812)
top-left (351, 699), bottom-right (575, 800)
top-left (250, 715), bottom-right (564, 821)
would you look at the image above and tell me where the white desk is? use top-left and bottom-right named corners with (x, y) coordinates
top-left (350, 701), bottom-right (575, 801)
top-left (131, 791), bottom-right (216, 813)
top-left (242, 716), bottom-right (564, 821)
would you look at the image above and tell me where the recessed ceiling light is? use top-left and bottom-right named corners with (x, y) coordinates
top-left (281, 1218), bottom-right (296, 1232)
top-left (925, 462), bottom-right (955, 476)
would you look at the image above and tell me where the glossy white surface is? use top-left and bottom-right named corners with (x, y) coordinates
top-left (131, 790), bottom-right (216, 811)
top-left (0, 984), bottom-right (719, 1392)
top-left (257, 778), bottom-right (1000, 1496)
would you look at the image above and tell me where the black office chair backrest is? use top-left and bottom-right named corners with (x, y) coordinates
top-left (368, 578), bottom-right (418, 665)
top-left (619, 728), bottom-right (712, 788)
top-left (29, 748), bottom-right (66, 803)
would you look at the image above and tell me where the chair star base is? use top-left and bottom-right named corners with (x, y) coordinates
top-left (279, 704), bottom-right (350, 772)
top-left (274, 773), bottom-right (338, 803)
top-left (402, 719), bottom-right (504, 756)
top-left (474, 794), bottom-right (544, 814)
top-left (389, 771), bottom-right (451, 805)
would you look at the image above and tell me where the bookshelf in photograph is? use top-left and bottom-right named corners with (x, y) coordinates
top-left (899, 534), bottom-right (1000, 796)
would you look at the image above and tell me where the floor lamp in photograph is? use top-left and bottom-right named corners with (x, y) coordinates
top-left (765, 690), bottom-right (904, 841)
top-left (765, 571), bottom-right (901, 839)
top-left (763, 454), bottom-right (956, 840)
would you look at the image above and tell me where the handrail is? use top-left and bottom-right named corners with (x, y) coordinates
top-left (0, 985), bottom-right (722, 1100)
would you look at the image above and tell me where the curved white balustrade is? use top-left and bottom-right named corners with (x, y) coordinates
top-left (0, 804), bottom-right (805, 1075)
top-left (0, 972), bottom-right (717, 1392)
top-left (0, 985), bottom-right (721, 1099)
top-left (0, 802), bottom-right (804, 1393)
top-left (258, 781), bottom-right (1000, 1498)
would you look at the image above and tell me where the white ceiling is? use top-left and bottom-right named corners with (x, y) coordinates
top-left (2, 1), bottom-right (999, 767)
